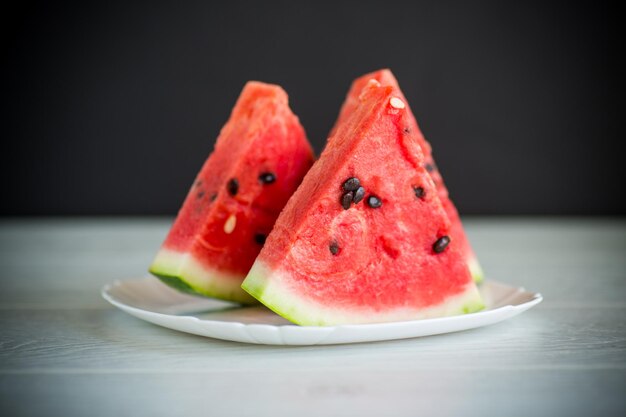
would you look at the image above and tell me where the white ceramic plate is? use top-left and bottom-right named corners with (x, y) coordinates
top-left (102, 277), bottom-right (542, 345)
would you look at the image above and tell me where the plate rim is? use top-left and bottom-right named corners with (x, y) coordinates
top-left (101, 276), bottom-right (543, 332)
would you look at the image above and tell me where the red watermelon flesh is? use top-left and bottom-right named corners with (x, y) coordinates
top-left (331, 69), bottom-right (484, 283)
top-left (241, 82), bottom-right (484, 325)
top-left (150, 81), bottom-right (314, 304)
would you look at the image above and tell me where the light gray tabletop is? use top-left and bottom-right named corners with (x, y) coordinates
top-left (0, 217), bottom-right (624, 417)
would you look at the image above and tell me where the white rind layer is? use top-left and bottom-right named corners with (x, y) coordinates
top-left (241, 259), bottom-right (485, 326)
top-left (468, 257), bottom-right (485, 283)
top-left (149, 248), bottom-right (257, 304)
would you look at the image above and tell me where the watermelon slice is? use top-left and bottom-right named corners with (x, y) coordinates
top-left (331, 69), bottom-right (484, 283)
top-left (150, 81), bottom-right (314, 304)
top-left (241, 81), bottom-right (484, 325)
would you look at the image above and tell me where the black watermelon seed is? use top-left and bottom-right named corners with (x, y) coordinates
top-left (413, 186), bottom-right (425, 199)
top-left (433, 236), bottom-right (451, 253)
top-left (194, 180), bottom-right (203, 188)
top-left (425, 163), bottom-right (436, 173)
top-left (329, 241), bottom-right (340, 255)
top-left (342, 177), bottom-right (361, 192)
top-left (367, 195), bottom-right (382, 208)
top-left (403, 127), bottom-right (411, 134)
top-left (210, 193), bottom-right (218, 202)
top-left (353, 186), bottom-right (366, 204)
top-left (197, 191), bottom-right (205, 199)
top-left (254, 233), bottom-right (267, 245)
top-left (227, 178), bottom-right (239, 196)
top-left (341, 191), bottom-right (354, 210)
top-left (258, 172), bottom-right (276, 184)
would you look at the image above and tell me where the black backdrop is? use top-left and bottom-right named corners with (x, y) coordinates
top-left (3, 1), bottom-right (619, 215)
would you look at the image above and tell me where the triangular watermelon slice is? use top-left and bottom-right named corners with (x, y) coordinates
top-left (150, 81), bottom-right (314, 304)
top-left (332, 69), bottom-right (484, 283)
top-left (241, 81), bottom-right (484, 325)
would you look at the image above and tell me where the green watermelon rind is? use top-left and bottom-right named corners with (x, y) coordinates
top-left (150, 249), bottom-right (258, 305)
top-left (242, 260), bottom-right (485, 326)
top-left (153, 273), bottom-right (198, 294)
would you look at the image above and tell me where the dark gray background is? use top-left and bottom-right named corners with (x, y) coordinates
top-left (2, 1), bottom-right (619, 215)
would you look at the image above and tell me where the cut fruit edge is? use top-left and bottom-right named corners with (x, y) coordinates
top-left (468, 256), bottom-right (485, 283)
top-left (150, 249), bottom-right (258, 304)
top-left (241, 260), bottom-right (486, 326)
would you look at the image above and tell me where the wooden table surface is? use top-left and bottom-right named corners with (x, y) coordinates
top-left (0, 217), bottom-right (624, 417)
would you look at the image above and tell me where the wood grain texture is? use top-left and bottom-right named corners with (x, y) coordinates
top-left (2, 370), bottom-right (625, 417)
top-left (0, 307), bottom-right (624, 372)
top-left (0, 217), bottom-right (625, 417)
